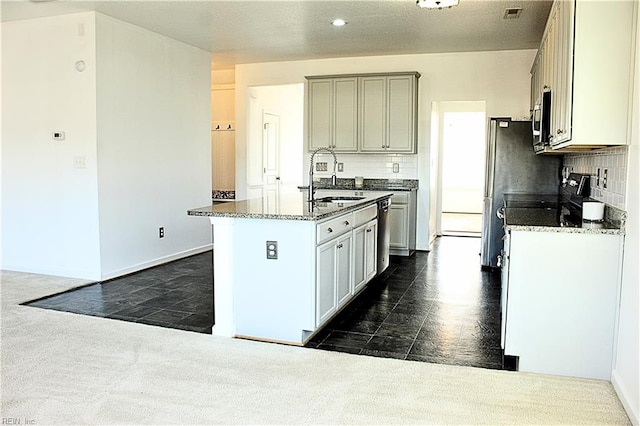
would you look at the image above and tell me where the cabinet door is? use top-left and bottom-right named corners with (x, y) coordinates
top-left (316, 240), bottom-right (337, 325)
top-left (554, 0), bottom-right (574, 145)
top-left (353, 224), bottom-right (366, 292)
top-left (364, 220), bottom-right (378, 283)
top-left (387, 75), bottom-right (415, 152)
top-left (308, 79), bottom-right (332, 150)
top-left (336, 233), bottom-right (352, 308)
top-left (389, 204), bottom-right (408, 249)
top-left (360, 76), bottom-right (386, 152)
top-left (333, 78), bottom-right (358, 151)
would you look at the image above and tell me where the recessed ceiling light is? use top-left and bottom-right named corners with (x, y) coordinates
top-left (331, 19), bottom-right (347, 27)
top-left (416, 0), bottom-right (459, 9)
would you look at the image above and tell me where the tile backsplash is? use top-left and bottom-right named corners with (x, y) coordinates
top-left (309, 153), bottom-right (418, 180)
top-left (563, 146), bottom-right (628, 209)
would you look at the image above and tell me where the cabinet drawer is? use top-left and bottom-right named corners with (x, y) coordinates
top-left (317, 213), bottom-right (353, 245)
top-left (391, 193), bottom-right (409, 204)
top-left (353, 204), bottom-right (377, 227)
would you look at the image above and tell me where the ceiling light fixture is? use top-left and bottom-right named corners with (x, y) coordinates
top-left (416, 0), bottom-right (459, 9)
top-left (331, 19), bottom-right (347, 27)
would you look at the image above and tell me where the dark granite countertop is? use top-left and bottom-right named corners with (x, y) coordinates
top-left (503, 193), bottom-right (625, 235)
top-left (189, 190), bottom-right (392, 221)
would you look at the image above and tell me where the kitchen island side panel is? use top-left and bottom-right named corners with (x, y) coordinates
top-left (231, 218), bottom-right (316, 344)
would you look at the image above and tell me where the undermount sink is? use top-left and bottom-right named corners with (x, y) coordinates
top-left (314, 196), bottom-right (365, 203)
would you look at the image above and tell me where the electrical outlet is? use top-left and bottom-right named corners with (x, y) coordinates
top-left (393, 163), bottom-right (400, 173)
top-left (52, 131), bottom-right (65, 141)
top-left (266, 241), bottom-right (278, 259)
top-left (337, 163), bottom-right (344, 172)
top-left (315, 162), bottom-right (327, 172)
top-left (159, 227), bottom-right (165, 238)
top-left (596, 168), bottom-right (601, 187)
top-left (603, 169), bottom-right (608, 189)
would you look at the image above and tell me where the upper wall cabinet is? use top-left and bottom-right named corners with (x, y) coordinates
top-left (531, 0), bottom-right (635, 152)
top-left (308, 77), bottom-right (358, 152)
top-left (306, 72), bottom-right (420, 153)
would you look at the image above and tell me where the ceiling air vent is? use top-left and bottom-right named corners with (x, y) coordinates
top-left (503, 8), bottom-right (522, 19)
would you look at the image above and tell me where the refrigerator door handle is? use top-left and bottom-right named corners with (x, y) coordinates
top-left (484, 119), bottom-right (497, 199)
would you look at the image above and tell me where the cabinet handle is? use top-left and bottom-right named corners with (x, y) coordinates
top-left (344, 220), bottom-right (350, 226)
top-left (327, 227), bottom-right (333, 233)
top-left (337, 243), bottom-right (343, 249)
top-left (557, 129), bottom-right (564, 135)
top-left (366, 229), bottom-right (372, 233)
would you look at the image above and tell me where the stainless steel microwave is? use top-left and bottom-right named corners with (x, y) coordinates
top-left (532, 88), bottom-right (551, 152)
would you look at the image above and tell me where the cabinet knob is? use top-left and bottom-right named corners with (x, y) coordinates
top-left (337, 243), bottom-right (343, 249)
top-left (344, 220), bottom-right (350, 226)
top-left (327, 227), bottom-right (333, 233)
top-left (366, 229), bottom-right (372, 233)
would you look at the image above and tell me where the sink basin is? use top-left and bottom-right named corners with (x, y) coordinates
top-left (314, 196), bottom-right (365, 203)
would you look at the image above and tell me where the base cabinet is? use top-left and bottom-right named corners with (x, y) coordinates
top-left (503, 230), bottom-right (623, 380)
top-left (353, 219), bottom-right (377, 293)
top-left (315, 203), bottom-right (379, 329)
top-left (389, 191), bottom-right (417, 256)
top-left (316, 232), bottom-right (352, 325)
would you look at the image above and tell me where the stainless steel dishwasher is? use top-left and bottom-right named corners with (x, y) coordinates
top-left (377, 198), bottom-right (390, 275)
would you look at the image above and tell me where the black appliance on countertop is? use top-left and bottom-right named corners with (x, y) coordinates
top-left (559, 172), bottom-right (590, 225)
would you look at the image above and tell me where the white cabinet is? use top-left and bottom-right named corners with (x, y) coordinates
top-left (353, 219), bottom-right (377, 293)
top-left (360, 73), bottom-right (418, 153)
top-left (389, 191), bottom-right (417, 256)
top-left (315, 203), bottom-right (379, 328)
top-left (316, 231), bottom-right (353, 326)
top-left (306, 72), bottom-right (419, 153)
top-left (531, 0), bottom-right (634, 151)
top-left (307, 78), bottom-right (358, 152)
top-left (502, 229), bottom-right (624, 380)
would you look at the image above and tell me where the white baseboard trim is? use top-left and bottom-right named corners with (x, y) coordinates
top-left (612, 369), bottom-right (639, 425)
top-left (100, 244), bottom-right (213, 281)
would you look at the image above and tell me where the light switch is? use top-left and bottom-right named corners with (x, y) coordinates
top-left (73, 156), bottom-right (87, 169)
top-left (393, 163), bottom-right (400, 173)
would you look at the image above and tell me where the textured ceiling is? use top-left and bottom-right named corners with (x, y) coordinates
top-left (1, 0), bottom-right (552, 69)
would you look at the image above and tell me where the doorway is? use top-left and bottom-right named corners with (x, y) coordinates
top-left (262, 112), bottom-right (280, 210)
top-left (436, 102), bottom-right (486, 236)
top-left (247, 84), bottom-right (304, 200)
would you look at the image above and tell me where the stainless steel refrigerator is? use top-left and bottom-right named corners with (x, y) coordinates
top-left (480, 118), bottom-right (562, 268)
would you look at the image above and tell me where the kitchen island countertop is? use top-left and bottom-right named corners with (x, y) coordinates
top-left (188, 190), bottom-right (392, 221)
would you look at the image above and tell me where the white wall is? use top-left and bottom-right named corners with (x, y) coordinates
top-left (235, 50), bottom-right (535, 250)
top-left (1, 13), bottom-right (102, 279)
top-left (1, 12), bottom-right (212, 280)
top-left (612, 2), bottom-right (640, 422)
top-left (95, 13), bottom-right (212, 279)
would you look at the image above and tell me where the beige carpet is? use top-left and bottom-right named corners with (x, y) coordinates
top-left (0, 270), bottom-right (630, 425)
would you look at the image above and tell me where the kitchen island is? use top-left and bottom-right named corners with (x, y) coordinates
top-left (188, 190), bottom-right (392, 345)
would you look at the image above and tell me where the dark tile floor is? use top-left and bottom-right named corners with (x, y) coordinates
top-left (23, 237), bottom-right (503, 370)
top-left (24, 251), bottom-right (214, 334)
top-left (306, 236), bottom-right (504, 370)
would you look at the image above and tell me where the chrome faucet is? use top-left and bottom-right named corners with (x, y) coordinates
top-left (308, 147), bottom-right (338, 201)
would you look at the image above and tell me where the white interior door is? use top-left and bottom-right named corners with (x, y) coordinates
top-left (263, 112), bottom-right (280, 210)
